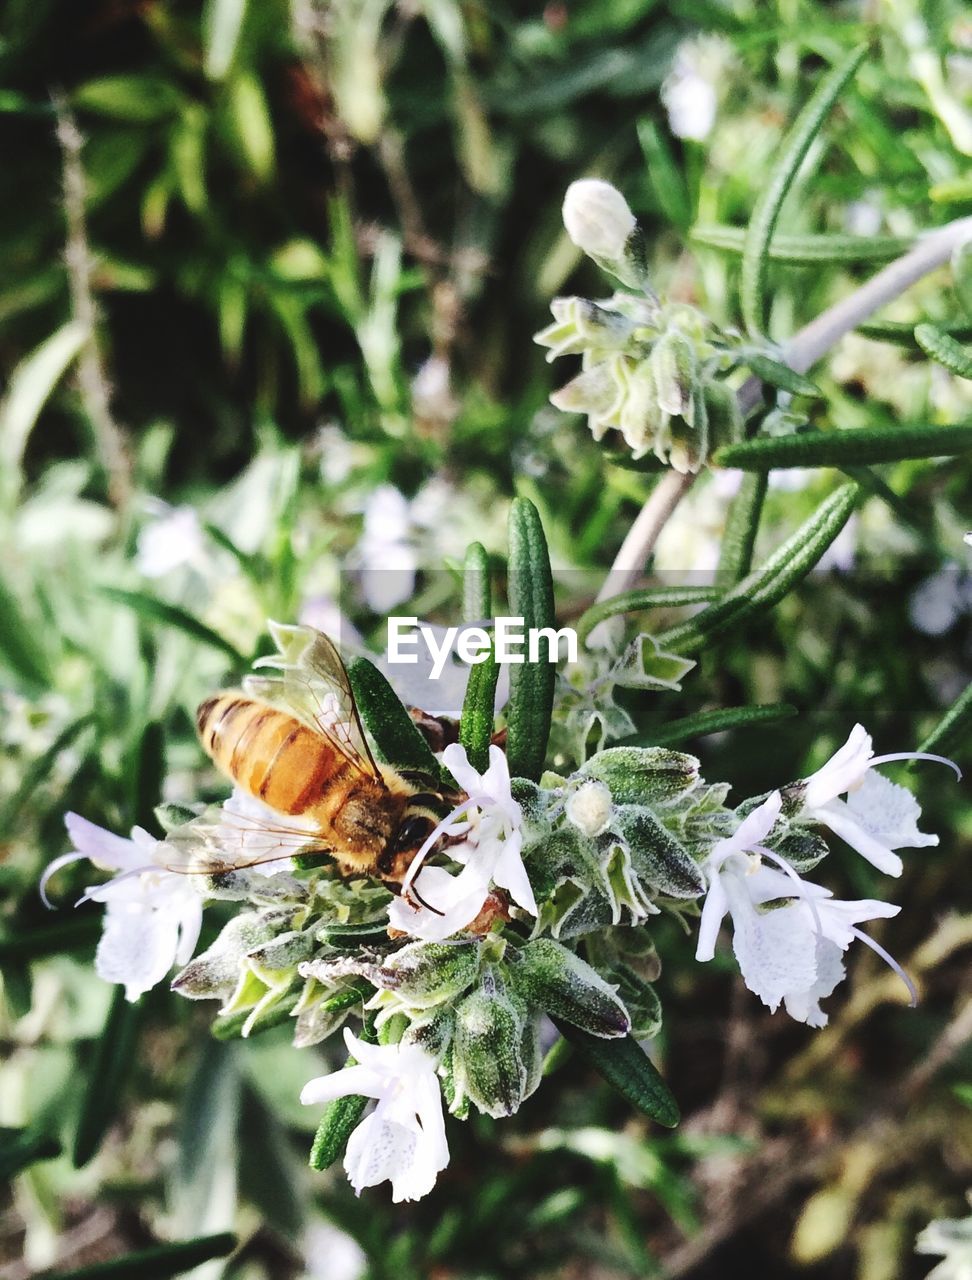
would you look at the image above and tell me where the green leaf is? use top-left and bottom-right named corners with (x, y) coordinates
top-left (73, 75), bottom-right (184, 122)
top-left (203, 0), bottom-right (247, 80)
top-left (39, 1233), bottom-right (236, 1280)
top-left (0, 916), bottom-right (103, 964)
top-left (505, 498), bottom-right (556, 782)
top-left (211, 989), bottom-right (300, 1041)
top-left (0, 713), bottom-right (95, 832)
top-left (743, 354), bottom-right (820, 398)
top-left (0, 576), bottom-right (52, 689)
top-left (346, 656), bottom-right (441, 776)
top-left (309, 1017), bottom-right (378, 1171)
top-left (131, 720), bottom-right (166, 830)
top-left (554, 1020), bottom-right (679, 1128)
top-left (98, 587), bottom-right (245, 665)
top-left (576, 585), bottom-right (720, 647)
top-left (73, 988), bottom-right (143, 1167)
top-left (914, 324), bottom-right (972, 378)
top-left (856, 320), bottom-right (972, 346)
top-left (714, 424), bottom-right (972, 469)
top-left (913, 680), bottom-right (972, 761)
top-left (459, 542), bottom-right (500, 773)
top-left (628, 702), bottom-right (798, 747)
top-left (0, 1127), bottom-right (62, 1180)
top-left (692, 224), bottom-right (912, 263)
top-left (658, 483), bottom-right (859, 654)
top-left (718, 472), bottom-right (768, 582)
top-left (637, 118), bottom-right (691, 231)
top-left (741, 45), bottom-right (867, 336)
top-left (0, 322), bottom-right (85, 493)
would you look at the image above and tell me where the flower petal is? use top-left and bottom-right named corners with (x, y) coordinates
top-left (802, 724), bottom-right (873, 809)
top-left (95, 902), bottom-right (181, 1001)
top-left (64, 813), bottom-right (150, 873)
top-left (815, 801), bottom-right (905, 877)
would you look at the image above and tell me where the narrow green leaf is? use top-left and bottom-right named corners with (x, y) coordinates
top-left (914, 324), bottom-right (972, 378)
top-left (637, 118), bottom-right (691, 231)
top-left (309, 1017), bottom-right (378, 1171)
top-left (73, 988), bottom-right (143, 1167)
top-left (741, 45), bottom-right (867, 336)
top-left (98, 587), bottom-right (245, 665)
top-left (202, 520), bottom-right (262, 577)
top-left (346, 656), bottom-right (440, 776)
top-left (0, 1127), bottom-right (62, 1180)
top-left (718, 472), bottom-right (768, 582)
top-left (40, 1232), bottom-right (236, 1280)
top-left (506, 499), bottom-right (556, 782)
top-left (693, 224), bottom-right (912, 263)
top-left (0, 321), bottom-right (86, 482)
top-left (132, 720), bottom-right (166, 831)
top-left (460, 542), bottom-right (500, 773)
top-left (0, 575), bottom-right (53, 688)
top-left (555, 1020), bottom-right (679, 1128)
top-left (744, 354), bottom-right (820, 398)
top-left (628, 703), bottom-right (798, 747)
top-left (0, 917), bottom-right (102, 964)
top-left (658, 483), bottom-right (859, 654)
top-left (0, 714), bottom-right (95, 832)
top-left (857, 320), bottom-right (972, 346)
top-left (953, 240), bottom-right (972, 321)
top-left (913, 681), bottom-right (972, 761)
top-left (714, 424), bottom-right (972, 469)
top-left (576, 586), bottom-right (720, 647)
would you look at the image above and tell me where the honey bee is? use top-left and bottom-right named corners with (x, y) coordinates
top-left (168, 623), bottom-right (457, 888)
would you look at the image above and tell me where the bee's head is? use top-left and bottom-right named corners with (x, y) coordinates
top-left (391, 806), bottom-right (438, 856)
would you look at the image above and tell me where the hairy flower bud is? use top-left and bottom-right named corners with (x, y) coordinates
top-left (579, 747), bottom-right (700, 807)
top-left (453, 969), bottom-right (528, 1118)
top-left (171, 908), bottom-right (293, 1001)
top-left (565, 780), bottom-right (614, 838)
top-left (377, 940), bottom-right (481, 1009)
top-left (507, 938), bottom-right (630, 1038)
top-left (562, 179), bottom-right (636, 262)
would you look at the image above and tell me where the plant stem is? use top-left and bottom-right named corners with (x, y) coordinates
top-left (54, 94), bottom-right (133, 509)
top-left (598, 215), bottom-right (972, 599)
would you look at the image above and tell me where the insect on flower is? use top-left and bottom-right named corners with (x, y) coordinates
top-left (170, 623), bottom-right (464, 896)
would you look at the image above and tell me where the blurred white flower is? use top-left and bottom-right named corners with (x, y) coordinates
top-left (354, 484), bottom-right (417, 613)
top-left (411, 355), bottom-right (457, 425)
top-left (661, 36), bottom-right (734, 141)
top-left (301, 1221), bottom-right (366, 1280)
top-left (695, 792), bottom-right (904, 1026)
top-left (391, 745), bottom-right (534, 941)
top-left (909, 566), bottom-right (972, 636)
top-left (797, 723), bottom-right (951, 876)
top-left (300, 1029), bottom-right (449, 1202)
top-left (43, 814), bottom-right (203, 1002)
top-left (136, 503), bottom-right (208, 577)
top-left (562, 179), bottom-right (636, 261)
top-left (916, 1211), bottom-right (972, 1280)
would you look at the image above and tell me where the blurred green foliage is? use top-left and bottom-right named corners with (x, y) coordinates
top-left (1, 0), bottom-right (971, 1278)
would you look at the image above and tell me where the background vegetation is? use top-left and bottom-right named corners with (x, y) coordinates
top-left (1, 1), bottom-right (971, 1277)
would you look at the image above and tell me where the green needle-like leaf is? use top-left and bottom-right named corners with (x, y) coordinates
top-left (857, 320), bottom-right (972, 346)
top-left (505, 498), bottom-right (556, 782)
top-left (0, 1127), bottom-right (62, 1180)
top-left (718, 472), bottom-right (768, 582)
top-left (309, 1017), bottom-right (378, 1171)
top-left (576, 586), bottom-right (721, 647)
top-left (555, 1020), bottom-right (679, 1128)
top-left (73, 987), bottom-right (143, 1167)
top-left (913, 681), bottom-right (972, 762)
top-left (658, 483), bottom-right (859, 654)
top-left (741, 45), bottom-right (867, 336)
top-left (628, 703), bottom-right (798, 747)
top-left (914, 324), bottom-right (972, 378)
top-left (98, 587), bottom-right (245, 665)
top-left (693, 224), bottom-right (913, 263)
top-left (39, 1233), bottom-right (237, 1280)
top-left (460, 542), bottom-right (500, 773)
top-left (714, 424), bottom-right (972, 469)
top-left (347, 656), bottom-right (441, 777)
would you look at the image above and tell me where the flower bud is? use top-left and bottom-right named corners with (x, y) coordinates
top-left (612, 964), bottom-right (662, 1040)
top-left (579, 746), bottom-right (700, 806)
top-left (565, 780), bottom-right (614, 838)
top-left (453, 969), bottom-right (528, 1118)
top-left (650, 328), bottom-right (697, 419)
top-left (507, 938), bottom-right (630, 1038)
top-left (377, 940), bottom-right (481, 1009)
top-left (562, 179), bottom-right (636, 262)
top-left (614, 805), bottom-right (705, 898)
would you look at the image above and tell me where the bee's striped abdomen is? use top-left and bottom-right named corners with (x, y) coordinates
top-left (196, 692), bottom-right (347, 816)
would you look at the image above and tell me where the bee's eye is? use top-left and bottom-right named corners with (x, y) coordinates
top-left (396, 815), bottom-right (434, 850)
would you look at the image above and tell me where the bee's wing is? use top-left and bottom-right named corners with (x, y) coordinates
top-left (160, 798), bottom-right (332, 875)
top-left (244, 623), bottom-right (383, 783)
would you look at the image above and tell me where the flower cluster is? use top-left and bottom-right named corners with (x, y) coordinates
top-left (535, 179), bottom-right (804, 471)
top-left (42, 662), bottom-right (954, 1203)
